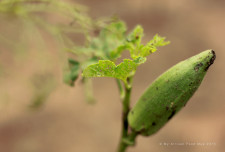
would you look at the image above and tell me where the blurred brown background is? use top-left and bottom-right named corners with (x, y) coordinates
top-left (0, 0), bottom-right (225, 152)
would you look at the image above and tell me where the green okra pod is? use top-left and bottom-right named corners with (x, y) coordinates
top-left (128, 50), bottom-right (216, 136)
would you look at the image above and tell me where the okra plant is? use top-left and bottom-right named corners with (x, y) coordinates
top-left (0, 0), bottom-right (216, 152)
top-left (80, 23), bottom-right (216, 151)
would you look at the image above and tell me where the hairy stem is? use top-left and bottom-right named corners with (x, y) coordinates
top-left (117, 77), bottom-right (137, 152)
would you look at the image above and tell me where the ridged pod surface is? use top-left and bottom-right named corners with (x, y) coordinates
top-left (128, 50), bottom-right (216, 136)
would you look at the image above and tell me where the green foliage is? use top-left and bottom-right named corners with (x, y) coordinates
top-left (82, 24), bottom-right (170, 83)
top-left (127, 26), bottom-right (170, 59)
top-left (0, 0), bottom-right (100, 52)
top-left (82, 59), bottom-right (138, 82)
top-left (69, 20), bottom-right (127, 60)
top-left (63, 58), bottom-right (80, 86)
top-left (137, 34), bottom-right (170, 58)
top-left (127, 25), bottom-right (144, 46)
top-left (0, 0), bottom-right (169, 86)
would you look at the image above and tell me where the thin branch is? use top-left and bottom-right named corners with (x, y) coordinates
top-left (117, 76), bottom-right (137, 152)
top-left (116, 79), bottom-right (125, 99)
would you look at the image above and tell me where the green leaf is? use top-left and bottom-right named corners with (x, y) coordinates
top-left (109, 25), bottom-right (145, 60)
top-left (101, 21), bottom-right (127, 39)
top-left (115, 59), bottom-right (138, 81)
top-left (67, 20), bottom-right (127, 60)
top-left (90, 20), bottom-right (127, 59)
top-left (133, 56), bottom-right (147, 64)
top-left (141, 34), bottom-right (170, 56)
top-left (82, 59), bottom-right (138, 82)
top-left (63, 58), bottom-right (80, 86)
top-left (130, 34), bottom-right (170, 59)
top-left (127, 25), bottom-right (144, 45)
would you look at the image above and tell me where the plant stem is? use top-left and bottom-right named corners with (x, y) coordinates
top-left (117, 127), bottom-right (138, 152)
top-left (117, 77), bottom-right (137, 152)
top-left (116, 79), bottom-right (125, 99)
